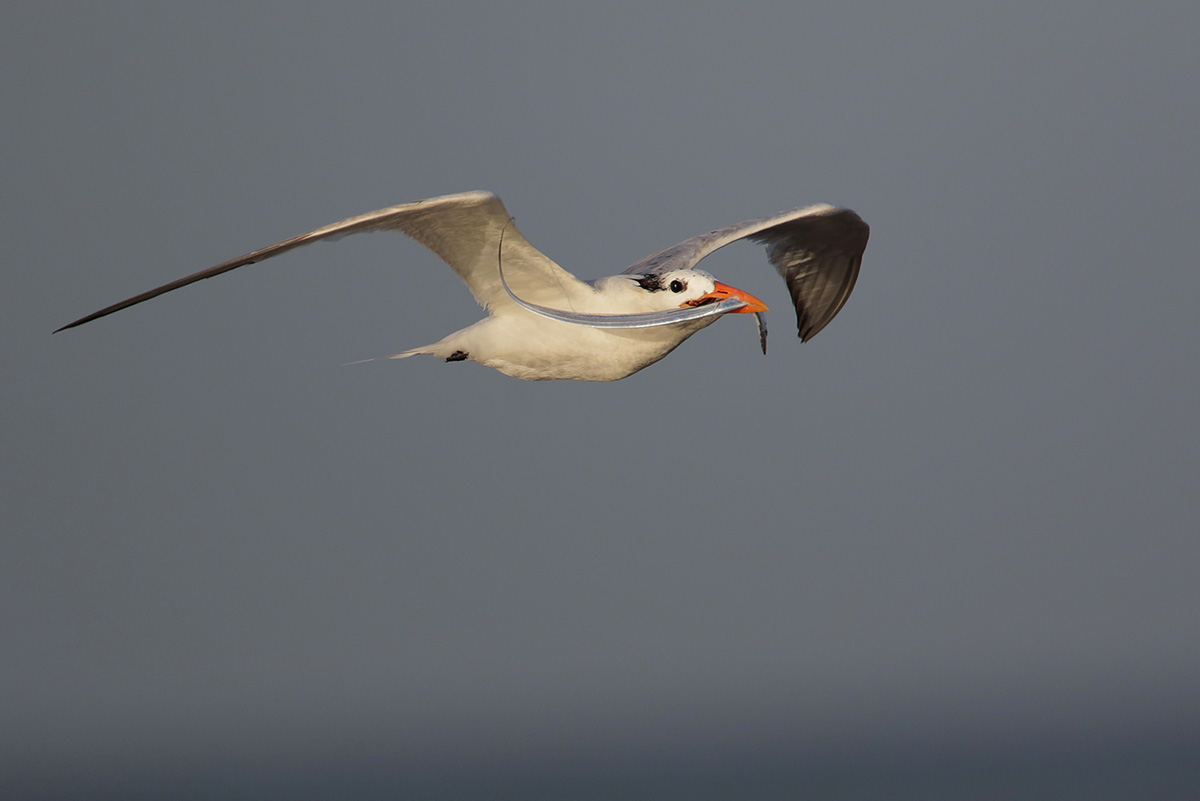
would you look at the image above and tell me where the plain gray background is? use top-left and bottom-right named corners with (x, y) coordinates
top-left (4, 3), bottom-right (1198, 799)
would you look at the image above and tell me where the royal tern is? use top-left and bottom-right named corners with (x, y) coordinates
top-left (57, 191), bottom-right (869, 381)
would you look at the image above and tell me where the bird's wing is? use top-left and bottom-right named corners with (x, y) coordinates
top-left (56, 190), bottom-right (590, 332)
top-left (623, 203), bottom-right (869, 341)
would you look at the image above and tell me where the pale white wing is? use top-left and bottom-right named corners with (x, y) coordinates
top-left (624, 203), bottom-right (869, 341)
top-left (56, 190), bottom-right (589, 332)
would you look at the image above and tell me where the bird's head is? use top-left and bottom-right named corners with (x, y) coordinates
top-left (622, 269), bottom-right (768, 314)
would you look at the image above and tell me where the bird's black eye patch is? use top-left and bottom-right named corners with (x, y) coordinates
top-left (634, 274), bottom-right (665, 291)
top-left (669, 280), bottom-right (685, 293)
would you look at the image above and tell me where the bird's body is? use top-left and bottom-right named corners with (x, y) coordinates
top-left (57, 191), bottom-right (869, 381)
top-left (409, 302), bottom-right (719, 381)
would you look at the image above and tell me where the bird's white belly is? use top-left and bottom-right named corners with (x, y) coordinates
top-left (458, 315), bottom-right (714, 381)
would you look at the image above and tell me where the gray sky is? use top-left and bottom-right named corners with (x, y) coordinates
top-left (5, 3), bottom-right (1199, 799)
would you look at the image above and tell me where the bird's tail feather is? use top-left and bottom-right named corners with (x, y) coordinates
top-left (342, 345), bottom-right (432, 366)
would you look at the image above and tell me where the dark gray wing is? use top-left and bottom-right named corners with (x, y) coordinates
top-left (623, 203), bottom-right (869, 341)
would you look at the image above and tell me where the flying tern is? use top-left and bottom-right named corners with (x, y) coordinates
top-left (57, 191), bottom-right (869, 381)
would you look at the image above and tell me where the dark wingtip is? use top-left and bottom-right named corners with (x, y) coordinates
top-left (54, 309), bottom-right (109, 334)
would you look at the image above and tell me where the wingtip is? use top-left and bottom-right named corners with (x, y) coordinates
top-left (53, 310), bottom-right (105, 334)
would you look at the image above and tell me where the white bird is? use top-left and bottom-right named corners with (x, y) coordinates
top-left (56, 191), bottom-right (869, 381)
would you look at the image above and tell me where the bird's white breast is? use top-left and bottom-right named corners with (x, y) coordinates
top-left (453, 313), bottom-right (718, 381)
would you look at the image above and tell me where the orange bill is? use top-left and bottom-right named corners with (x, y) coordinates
top-left (684, 281), bottom-right (769, 313)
